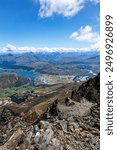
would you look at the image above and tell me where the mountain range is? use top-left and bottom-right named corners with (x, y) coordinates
top-left (0, 51), bottom-right (99, 75)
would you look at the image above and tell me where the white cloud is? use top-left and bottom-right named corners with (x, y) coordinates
top-left (1, 44), bottom-right (99, 54)
top-left (1, 44), bottom-right (37, 53)
top-left (90, 0), bottom-right (100, 4)
top-left (90, 41), bottom-right (100, 51)
top-left (36, 0), bottom-right (83, 18)
top-left (37, 0), bottom-right (85, 18)
top-left (70, 25), bottom-right (100, 50)
top-left (1, 44), bottom-right (18, 52)
top-left (70, 25), bottom-right (99, 43)
top-left (35, 0), bottom-right (99, 18)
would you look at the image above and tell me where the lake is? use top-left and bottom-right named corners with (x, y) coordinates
top-left (0, 69), bottom-right (39, 79)
top-left (15, 71), bottom-right (38, 79)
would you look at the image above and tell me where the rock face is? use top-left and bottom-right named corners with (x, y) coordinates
top-left (0, 73), bottom-right (29, 89)
top-left (0, 74), bottom-right (100, 150)
top-left (71, 73), bottom-right (100, 103)
top-left (0, 108), bottom-right (16, 145)
top-left (0, 108), bottom-right (62, 150)
top-left (0, 107), bottom-right (99, 150)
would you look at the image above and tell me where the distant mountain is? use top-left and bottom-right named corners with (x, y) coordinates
top-left (0, 51), bottom-right (99, 62)
top-left (0, 73), bottom-right (29, 89)
top-left (0, 51), bottom-right (100, 77)
top-left (0, 51), bottom-right (100, 66)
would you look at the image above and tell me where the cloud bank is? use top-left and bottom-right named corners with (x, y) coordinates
top-left (35, 0), bottom-right (99, 18)
top-left (1, 43), bottom-right (99, 54)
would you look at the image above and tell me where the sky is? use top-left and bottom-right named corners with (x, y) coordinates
top-left (0, 0), bottom-right (100, 52)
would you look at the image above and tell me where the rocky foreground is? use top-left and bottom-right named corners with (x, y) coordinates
top-left (0, 74), bottom-right (100, 150)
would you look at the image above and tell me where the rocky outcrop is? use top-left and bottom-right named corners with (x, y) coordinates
top-left (0, 108), bottom-right (17, 145)
top-left (71, 73), bottom-right (100, 103)
top-left (0, 73), bottom-right (29, 89)
top-left (0, 107), bottom-right (62, 150)
top-left (0, 106), bottom-right (99, 150)
top-left (0, 74), bottom-right (100, 150)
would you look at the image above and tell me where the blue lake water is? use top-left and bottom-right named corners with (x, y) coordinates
top-left (0, 69), bottom-right (39, 79)
top-left (15, 71), bottom-right (38, 78)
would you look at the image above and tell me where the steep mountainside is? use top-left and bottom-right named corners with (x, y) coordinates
top-left (0, 73), bottom-right (29, 89)
top-left (71, 73), bottom-right (100, 103)
top-left (0, 74), bottom-right (100, 150)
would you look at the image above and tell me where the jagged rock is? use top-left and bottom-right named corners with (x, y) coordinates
top-left (43, 108), bottom-right (53, 119)
top-left (34, 129), bottom-right (53, 150)
top-left (0, 108), bottom-right (15, 125)
top-left (67, 122), bottom-right (78, 132)
top-left (42, 100), bottom-right (60, 120)
top-left (0, 99), bottom-right (13, 107)
top-left (0, 108), bottom-right (24, 147)
top-left (65, 97), bottom-right (75, 106)
top-left (49, 100), bottom-right (59, 116)
top-left (71, 74), bottom-right (100, 103)
top-left (55, 120), bottom-right (68, 133)
top-left (23, 111), bottom-right (39, 124)
top-left (38, 121), bottom-right (52, 132)
top-left (3, 128), bottom-right (25, 150)
top-left (34, 121), bottom-right (62, 150)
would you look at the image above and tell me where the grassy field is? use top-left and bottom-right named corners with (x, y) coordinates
top-left (0, 85), bottom-right (41, 98)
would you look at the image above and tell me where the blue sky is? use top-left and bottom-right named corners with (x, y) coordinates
top-left (0, 0), bottom-right (100, 52)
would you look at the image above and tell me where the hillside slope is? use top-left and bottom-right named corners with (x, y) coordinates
top-left (0, 73), bottom-right (29, 89)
